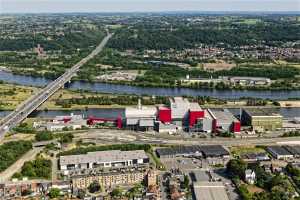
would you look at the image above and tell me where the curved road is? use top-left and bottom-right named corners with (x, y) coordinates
top-left (0, 33), bottom-right (113, 140)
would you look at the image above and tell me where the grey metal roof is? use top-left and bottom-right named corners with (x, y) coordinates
top-left (60, 150), bottom-right (148, 166)
top-left (283, 146), bottom-right (300, 156)
top-left (156, 145), bottom-right (229, 158)
top-left (266, 146), bottom-right (293, 156)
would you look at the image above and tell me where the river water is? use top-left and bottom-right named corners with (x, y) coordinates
top-left (1, 71), bottom-right (300, 100)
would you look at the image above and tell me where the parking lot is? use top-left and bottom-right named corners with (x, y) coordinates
top-left (161, 156), bottom-right (212, 172)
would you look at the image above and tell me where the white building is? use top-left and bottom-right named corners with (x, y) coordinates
top-left (59, 150), bottom-right (149, 175)
top-left (125, 100), bottom-right (157, 131)
top-left (245, 169), bottom-right (256, 184)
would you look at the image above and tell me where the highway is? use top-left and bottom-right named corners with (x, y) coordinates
top-left (0, 33), bottom-right (113, 140)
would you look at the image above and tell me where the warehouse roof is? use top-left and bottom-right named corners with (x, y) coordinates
top-left (229, 76), bottom-right (271, 82)
top-left (266, 146), bottom-right (293, 156)
top-left (243, 108), bottom-right (282, 117)
top-left (283, 146), bottom-right (300, 156)
top-left (156, 145), bottom-right (202, 157)
top-left (193, 181), bottom-right (229, 200)
top-left (189, 102), bottom-right (203, 112)
top-left (60, 150), bottom-right (148, 166)
top-left (156, 145), bottom-right (229, 158)
top-left (125, 106), bottom-right (157, 118)
top-left (200, 145), bottom-right (230, 157)
top-left (170, 97), bottom-right (190, 119)
top-left (209, 109), bottom-right (239, 124)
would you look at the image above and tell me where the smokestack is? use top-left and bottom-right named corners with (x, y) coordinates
top-left (138, 98), bottom-right (142, 110)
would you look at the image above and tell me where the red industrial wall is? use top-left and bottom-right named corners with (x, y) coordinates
top-left (232, 121), bottom-right (241, 133)
top-left (189, 111), bottom-right (205, 127)
top-left (159, 108), bottom-right (171, 123)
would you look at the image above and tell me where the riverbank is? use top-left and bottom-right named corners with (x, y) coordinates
top-left (2, 82), bottom-right (300, 112)
top-left (1, 71), bottom-right (300, 100)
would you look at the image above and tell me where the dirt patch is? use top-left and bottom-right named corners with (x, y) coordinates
top-left (203, 61), bottom-right (236, 71)
top-left (279, 101), bottom-right (300, 107)
top-left (246, 185), bottom-right (264, 194)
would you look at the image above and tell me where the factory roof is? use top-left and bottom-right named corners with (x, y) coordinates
top-left (156, 145), bottom-right (202, 157)
top-left (125, 106), bottom-right (157, 118)
top-left (60, 150), bottom-right (148, 166)
top-left (193, 181), bottom-right (229, 200)
top-left (266, 146), bottom-right (293, 156)
top-left (243, 108), bottom-right (282, 117)
top-left (159, 106), bottom-right (171, 111)
top-left (229, 76), bottom-right (271, 81)
top-left (189, 102), bottom-right (203, 112)
top-left (170, 97), bottom-right (190, 119)
top-left (139, 119), bottom-right (154, 127)
top-left (156, 145), bottom-right (229, 158)
top-left (200, 145), bottom-right (230, 157)
top-left (209, 109), bottom-right (239, 124)
top-left (283, 146), bottom-right (300, 156)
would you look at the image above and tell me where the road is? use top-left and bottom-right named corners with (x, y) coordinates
top-left (75, 129), bottom-right (300, 147)
top-left (0, 147), bottom-right (43, 182)
top-left (0, 33), bottom-right (112, 140)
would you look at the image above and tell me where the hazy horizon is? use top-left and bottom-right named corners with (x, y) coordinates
top-left (1, 0), bottom-right (300, 14)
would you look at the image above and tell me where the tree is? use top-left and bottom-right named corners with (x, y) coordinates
top-left (48, 188), bottom-right (61, 199)
top-left (60, 133), bottom-right (74, 143)
top-left (77, 189), bottom-right (86, 199)
top-left (111, 186), bottom-right (124, 198)
top-left (183, 175), bottom-right (190, 189)
top-left (35, 131), bottom-right (53, 141)
top-left (88, 181), bottom-right (101, 193)
top-left (226, 159), bottom-right (247, 179)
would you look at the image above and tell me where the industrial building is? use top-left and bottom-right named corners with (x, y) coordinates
top-left (156, 145), bottom-right (229, 159)
top-left (124, 100), bottom-right (157, 131)
top-left (242, 108), bottom-right (283, 132)
top-left (170, 97), bottom-right (191, 127)
top-left (158, 106), bottom-right (172, 124)
top-left (122, 97), bottom-right (241, 134)
top-left (188, 103), bottom-right (205, 132)
top-left (59, 150), bottom-right (149, 174)
top-left (266, 146), bottom-right (294, 160)
top-left (224, 76), bottom-right (271, 86)
top-left (283, 146), bottom-right (300, 158)
top-left (206, 109), bottom-right (241, 133)
top-left (33, 113), bottom-right (86, 132)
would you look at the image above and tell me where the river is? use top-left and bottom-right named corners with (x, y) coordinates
top-left (1, 71), bottom-right (300, 100)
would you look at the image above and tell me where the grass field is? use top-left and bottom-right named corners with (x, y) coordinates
top-left (0, 84), bottom-right (38, 110)
top-left (230, 146), bottom-right (266, 156)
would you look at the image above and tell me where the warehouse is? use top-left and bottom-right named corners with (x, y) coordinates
top-left (125, 102), bottom-right (157, 131)
top-left (207, 109), bottom-right (241, 133)
top-left (189, 102), bottom-right (205, 132)
top-left (158, 106), bottom-right (172, 124)
top-left (266, 146), bottom-right (294, 160)
top-left (200, 145), bottom-right (230, 158)
top-left (170, 97), bottom-right (190, 126)
top-left (225, 76), bottom-right (271, 86)
top-left (155, 121), bottom-right (181, 133)
top-left (242, 108), bottom-right (283, 132)
top-left (59, 150), bottom-right (149, 174)
top-left (156, 145), bottom-right (229, 159)
top-left (156, 145), bottom-right (203, 158)
top-left (283, 146), bottom-right (300, 158)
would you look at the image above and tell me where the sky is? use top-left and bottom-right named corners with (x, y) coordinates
top-left (1, 0), bottom-right (300, 13)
